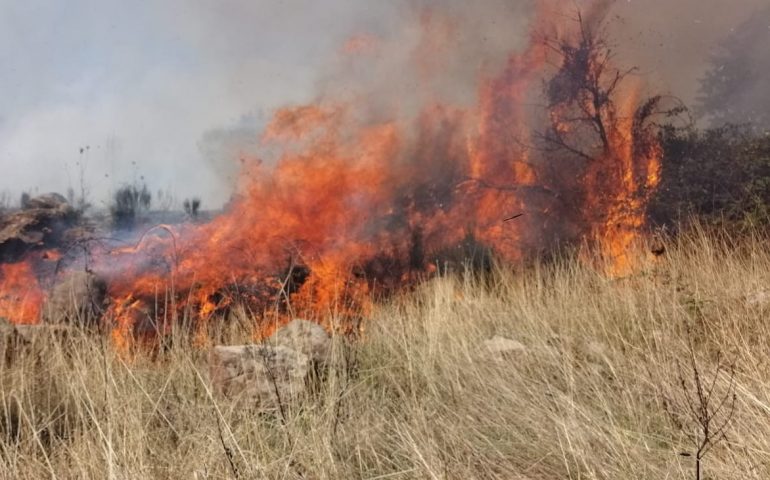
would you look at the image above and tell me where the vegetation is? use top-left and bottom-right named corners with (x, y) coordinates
top-left (651, 125), bottom-right (770, 229)
top-left (1, 229), bottom-right (767, 479)
top-left (183, 197), bottom-right (202, 219)
top-left (110, 183), bottom-right (152, 231)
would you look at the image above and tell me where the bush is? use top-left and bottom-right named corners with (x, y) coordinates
top-left (183, 197), bottom-right (201, 219)
top-left (650, 125), bottom-right (770, 229)
top-left (110, 184), bottom-right (152, 230)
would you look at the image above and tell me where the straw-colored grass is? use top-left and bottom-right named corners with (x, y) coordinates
top-left (1, 229), bottom-right (769, 479)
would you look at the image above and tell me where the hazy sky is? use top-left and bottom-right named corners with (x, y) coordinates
top-left (0, 0), bottom-right (392, 208)
top-left (0, 0), bottom-right (765, 209)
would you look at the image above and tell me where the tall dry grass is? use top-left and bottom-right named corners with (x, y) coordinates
top-left (1, 228), bottom-right (769, 479)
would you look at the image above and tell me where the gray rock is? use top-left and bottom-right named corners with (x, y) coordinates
top-left (0, 193), bottom-right (78, 262)
top-left (209, 344), bottom-right (310, 407)
top-left (209, 319), bottom-right (332, 406)
top-left (44, 271), bottom-right (106, 325)
top-left (268, 319), bottom-right (331, 365)
top-left (483, 335), bottom-right (527, 360)
top-left (746, 290), bottom-right (770, 308)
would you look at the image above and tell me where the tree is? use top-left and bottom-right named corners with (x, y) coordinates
top-left (535, 9), bottom-right (682, 238)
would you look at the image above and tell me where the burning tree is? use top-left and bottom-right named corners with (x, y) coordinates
top-left (535, 9), bottom-right (681, 273)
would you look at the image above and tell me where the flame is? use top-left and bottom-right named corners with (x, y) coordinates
top-left (583, 88), bottom-right (663, 276)
top-left (0, 262), bottom-right (44, 325)
top-left (0, 0), bottom-right (664, 337)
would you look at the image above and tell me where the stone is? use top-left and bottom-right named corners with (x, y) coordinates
top-left (268, 319), bottom-right (331, 365)
top-left (746, 290), bottom-right (770, 308)
top-left (209, 319), bottom-right (332, 406)
top-left (43, 271), bottom-right (107, 325)
top-left (0, 318), bottom-right (72, 364)
top-left (585, 340), bottom-right (609, 363)
top-left (0, 193), bottom-right (78, 262)
top-left (209, 344), bottom-right (310, 406)
top-left (483, 335), bottom-right (527, 360)
top-left (12, 324), bottom-right (72, 347)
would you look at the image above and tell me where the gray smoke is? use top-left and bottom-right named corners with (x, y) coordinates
top-left (0, 0), bottom-right (766, 209)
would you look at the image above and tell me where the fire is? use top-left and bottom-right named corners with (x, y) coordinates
top-left (0, 262), bottom-right (45, 325)
top-left (0, 0), bottom-right (666, 338)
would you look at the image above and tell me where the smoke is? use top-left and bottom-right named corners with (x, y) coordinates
top-left (608, 0), bottom-right (768, 106)
top-left (0, 0), bottom-right (766, 209)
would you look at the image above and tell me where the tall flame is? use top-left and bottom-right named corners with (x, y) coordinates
top-left (0, 262), bottom-right (44, 325)
top-left (0, 0), bottom-right (664, 339)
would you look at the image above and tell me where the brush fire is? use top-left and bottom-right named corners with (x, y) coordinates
top-left (0, 1), bottom-right (666, 348)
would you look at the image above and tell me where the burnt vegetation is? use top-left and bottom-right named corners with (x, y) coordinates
top-left (110, 183), bottom-right (152, 231)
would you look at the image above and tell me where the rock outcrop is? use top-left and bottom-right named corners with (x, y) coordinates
top-left (209, 319), bottom-right (332, 407)
top-left (0, 193), bottom-right (78, 262)
top-left (43, 271), bottom-right (107, 325)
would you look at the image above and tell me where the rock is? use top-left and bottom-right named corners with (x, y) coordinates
top-left (483, 335), bottom-right (527, 360)
top-left (43, 271), bottom-right (106, 325)
top-left (209, 344), bottom-right (310, 406)
top-left (0, 318), bottom-right (72, 364)
top-left (209, 319), bottom-right (332, 406)
top-left (24, 193), bottom-right (71, 211)
top-left (746, 290), bottom-right (770, 308)
top-left (585, 340), bottom-right (609, 363)
top-left (12, 324), bottom-right (71, 343)
top-left (0, 193), bottom-right (78, 262)
top-left (268, 319), bottom-right (331, 365)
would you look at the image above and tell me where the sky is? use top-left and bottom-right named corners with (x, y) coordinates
top-left (0, 0), bottom-right (392, 208)
top-left (0, 0), bottom-right (765, 209)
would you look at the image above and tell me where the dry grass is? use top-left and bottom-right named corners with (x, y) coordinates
top-left (2, 229), bottom-right (770, 479)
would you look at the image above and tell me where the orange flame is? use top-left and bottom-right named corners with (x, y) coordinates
top-left (0, 262), bottom-right (45, 325)
top-left (0, 0), bottom-right (663, 338)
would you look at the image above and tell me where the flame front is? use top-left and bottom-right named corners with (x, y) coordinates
top-left (0, 1), bottom-right (665, 338)
top-left (0, 262), bottom-right (44, 325)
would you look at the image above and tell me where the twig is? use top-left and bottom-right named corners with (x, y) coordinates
top-left (504, 213), bottom-right (525, 222)
top-left (215, 414), bottom-right (242, 480)
top-left (672, 329), bottom-right (738, 480)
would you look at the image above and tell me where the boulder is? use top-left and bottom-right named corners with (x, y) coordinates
top-left (746, 290), bottom-right (770, 308)
top-left (24, 193), bottom-right (72, 212)
top-left (0, 317), bottom-right (72, 364)
top-left (0, 193), bottom-right (78, 262)
top-left (209, 344), bottom-right (310, 406)
top-left (209, 319), bottom-right (331, 406)
top-left (483, 335), bottom-right (527, 361)
top-left (43, 271), bottom-right (107, 325)
top-left (267, 319), bottom-right (331, 365)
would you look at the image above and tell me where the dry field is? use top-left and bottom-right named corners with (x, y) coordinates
top-left (1, 229), bottom-right (769, 479)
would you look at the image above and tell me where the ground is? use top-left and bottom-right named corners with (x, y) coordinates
top-left (0, 229), bottom-right (768, 479)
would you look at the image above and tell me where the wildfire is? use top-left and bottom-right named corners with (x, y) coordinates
top-left (0, 0), bottom-right (666, 340)
top-left (0, 262), bottom-right (45, 325)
